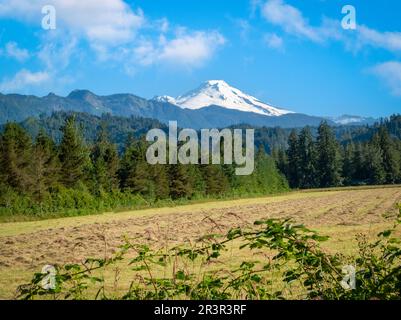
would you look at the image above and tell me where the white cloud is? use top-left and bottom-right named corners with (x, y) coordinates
top-left (0, 69), bottom-right (50, 92)
top-left (3, 42), bottom-right (29, 61)
top-left (0, 0), bottom-right (226, 83)
top-left (370, 61), bottom-right (401, 96)
top-left (157, 18), bottom-right (169, 33)
top-left (259, 1), bottom-right (401, 57)
top-left (37, 34), bottom-right (78, 70)
top-left (233, 19), bottom-right (252, 41)
top-left (261, 0), bottom-right (322, 42)
top-left (159, 31), bottom-right (226, 67)
top-left (133, 30), bottom-right (226, 68)
top-left (263, 33), bottom-right (283, 50)
top-left (357, 26), bottom-right (401, 53)
top-left (0, 0), bottom-right (145, 45)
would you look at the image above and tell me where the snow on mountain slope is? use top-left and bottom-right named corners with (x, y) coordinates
top-left (327, 115), bottom-right (376, 125)
top-left (153, 95), bottom-right (178, 105)
top-left (154, 80), bottom-right (293, 117)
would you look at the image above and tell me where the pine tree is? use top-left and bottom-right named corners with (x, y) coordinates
top-left (120, 139), bottom-right (153, 197)
top-left (377, 127), bottom-right (400, 184)
top-left (342, 143), bottom-right (355, 186)
top-left (31, 130), bottom-right (60, 201)
top-left (352, 143), bottom-right (367, 183)
top-left (366, 135), bottom-right (385, 185)
top-left (168, 164), bottom-right (193, 199)
top-left (273, 147), bottom-right (288, 178)
top-left (297, 127), bottom-right (318, 188)
top-left (59, 116), bottom-right (90, 188)
top-left (152, 164), bottom-right (170, 200)
top-left (91, 125), bottom-right (119, 193)
top-left (201, 164), bottom-right (229, 196)
top-left (286, 130), bottom-right (300, 188)
top-left (0, 123), bottom-right (33, 193)
top-left (316, 122), bottom-right (342, 187)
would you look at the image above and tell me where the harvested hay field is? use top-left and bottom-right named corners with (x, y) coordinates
top-left (1, 186), bottom-right (401, 299)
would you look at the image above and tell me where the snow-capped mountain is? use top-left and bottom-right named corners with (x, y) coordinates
top-left (154, 80), bottom-right (293, 117)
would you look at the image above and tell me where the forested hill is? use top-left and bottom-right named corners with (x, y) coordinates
top-left (231, 114), bottom-right (401, 152)
top-left (1, 111), bottom-right (401, 154)
top-left (4, 112), bottom-right (167, 152)
top-left (340, 114), bottom-right (401, 142)
top-left (0, 113), bottom-right (289, 219)
top-left (2, 111), bottom-right (291, 153)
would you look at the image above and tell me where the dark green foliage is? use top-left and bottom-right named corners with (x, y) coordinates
top-left (168, 164), bottom-right (194, 200)
top-left (366, 137), bottom-right (386, 185)
top-left (316, 122), bottom-right (342, 188)
top-left (59, 116), bottom-right (91, 188)
top-left (12, 111), bottom-right (166, 153)
top-left (2, 111), bottom-right (400, 220)
top-left (31, 130), bottom-right (60, 201)
top-left (286, 130), bottom-right (300, 188)
top-left (120, 139), bottom-right (154, 197)
top-left (0, 117), bottom-right (289, 219)
top-left (201, 165), bottom-right (229, 196)
top-left (277, 120), bottom-right (401, 189)
top-left (152, 164), bottom-right (170, 200)
top-left (253, 150), bottom-right (289, 194)
top-left (297, 127), bottom-right (318, 188)
top-left (0, 123), bottom-right (33, 193)
top-left (90, 124), bottom-right (120, 193)
top-left (377, 127), bottom-right (400, 183)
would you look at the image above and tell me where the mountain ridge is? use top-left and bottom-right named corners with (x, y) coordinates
top-left (0, 82), bottom-right (373, 129)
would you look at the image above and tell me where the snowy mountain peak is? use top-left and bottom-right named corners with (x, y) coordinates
top-left (153, 95), bottom-right (177, 105)
top-left (204, 80), bottom-right (230, 88)
top-left (155, 80), bottom-right (293, 117)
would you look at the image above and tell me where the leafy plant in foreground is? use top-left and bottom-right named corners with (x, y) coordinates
top-left (17, 208), bottom-right (401, 300)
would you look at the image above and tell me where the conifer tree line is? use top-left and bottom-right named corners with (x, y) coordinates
top-left (0, 116), bottom-right (288, 218)
top-left (273, 122), bottom-right (401, 188)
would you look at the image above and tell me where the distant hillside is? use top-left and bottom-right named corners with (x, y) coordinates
top-left (9, 112), bottom-right (166, 152)
top-left (3, 112), bottom-right (399, 154)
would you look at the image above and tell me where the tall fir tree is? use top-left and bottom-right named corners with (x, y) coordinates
top-left (272, 147), bottom-right (288, 179)
top-left (316, 122), bottom-right (342, 187)
top-left (0, 123), bottom-right (33, 193)
top-left (59, 116), bottom-right (91, 188)
top-left (120, 139), bottom-right (153, 197)
top-left (32, 130), bottom-right (60, 200)
top-left (366, 135), bottom-right (386, 185)
top-left (286, 130), bottom-right (300, 188)
top-left (351, 143), bottom-right (367, 183)
top-left (152, 164), bottom-right (170, 200)
top-left (201, 164), bottom-right (229, 196)
top-left (377, 127), bottom-right (400, 183)
top-left (168, 164), bottom-right (193, 200)
top-left (342, 143), bottom-right (355, 186)
top-left (297, 127), bottom-right (318, 188)
top-left (91, 124), bottom-right (119, 193)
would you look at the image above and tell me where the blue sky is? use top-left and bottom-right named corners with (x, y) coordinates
top-left (0, 0), bottom-right (401, 117)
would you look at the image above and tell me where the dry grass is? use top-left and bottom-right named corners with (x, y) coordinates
top-left (0, 186), bottom-right (400, 299)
